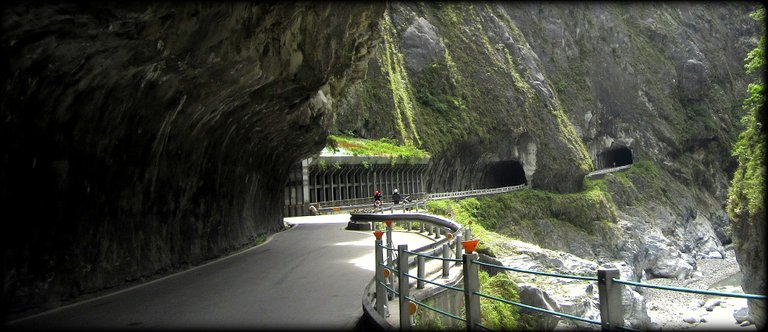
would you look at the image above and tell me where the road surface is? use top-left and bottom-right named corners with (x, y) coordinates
top-left (6, 214), bottom-right (432, 330)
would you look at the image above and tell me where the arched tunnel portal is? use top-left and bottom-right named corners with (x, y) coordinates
top-left (485, 160), bottom-right (527, 188)
top-left (599, 146), bottom-right (634, 168)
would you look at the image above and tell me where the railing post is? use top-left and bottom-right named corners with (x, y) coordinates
top-left (442, 244), bottom-right (450, 277)
top-left (417, 255), bottom-right (425, 289)
top-left (598, 269), bottom-right (624, 331)
top-left (406, 221), bottom-right (411, 232)
top-left (434, 227), bottom-right (441, 239)
top-left (455, 234), bottom-right (463, 266)
top-left (398, 245), bottom-right (411, 330)
top-left (419, 222), bottom-right (424, 233)
top-left (463, 252), bottom-right (481, 331)
top-left (386, 222), bottom-right (395, 292)
top-left (427, 224), bottom-right (433, 236)
top-left (464, 227), bottom-right (471, 240)
top-left (375, 238), bottom-right (387, 316)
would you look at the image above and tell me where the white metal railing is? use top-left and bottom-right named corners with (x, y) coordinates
top-left (586, 165), bottom-right (632, 177)
top-left (427, 184), bottom-right (527, 200)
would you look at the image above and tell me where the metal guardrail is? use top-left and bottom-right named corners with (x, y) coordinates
top-left (612, 279), bottom-right (768, 300)
top-left (354, 213), bottom-right (468, 329)
top-left (315, 193), bottom-right (429, 209)
top-left (317, 196), bottom-right (428, 214)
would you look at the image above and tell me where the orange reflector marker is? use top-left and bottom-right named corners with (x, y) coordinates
top-left (468, 220), bottom-right (473, 225)
top-left (385, 220), bottom-right (393, 227)
top-left (383, 269), bottom-right (390, 278)
top-left (446, 233), bottom-right (453, 239)
top-left (373, 230), bottom-right (384, 240)
top-left (409, 302), bottom-right (417, 315)
top-left (461, 239), bottom-right (480, 254)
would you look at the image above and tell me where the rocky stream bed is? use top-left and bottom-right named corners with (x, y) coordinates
top-left (489, 240), bottom-right (756, 330)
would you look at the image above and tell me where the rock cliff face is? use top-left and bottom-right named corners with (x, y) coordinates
top-left (727, 7), bottom-right (766, 327)
top-left (334, 0), bottom-right (762, 317)
top-left (1, 2), bottom-right (384, 316)
top-left (337, 2), bottom-right (757, 196)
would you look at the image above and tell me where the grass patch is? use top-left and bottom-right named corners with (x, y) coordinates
top-left (327, 134), bottom-right (430, 160)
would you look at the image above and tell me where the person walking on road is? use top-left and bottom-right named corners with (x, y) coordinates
top-left (392, 189), bottom-right (401, 205)
top-left (374, 190), bottom-right (382, 207)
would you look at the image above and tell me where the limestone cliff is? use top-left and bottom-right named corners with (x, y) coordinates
top-left (334, 0), bottom-right (762, 303)
top-left (1, 2), bottom-right (384, 316)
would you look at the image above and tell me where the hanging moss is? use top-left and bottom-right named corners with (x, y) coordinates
top-left (380, 9), bottom-right (421, 146)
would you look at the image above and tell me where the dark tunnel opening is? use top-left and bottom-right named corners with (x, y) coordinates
top-left (599, 146), bottom-right (633, 168)
top-left (486, 160), bottom-right (527, 187)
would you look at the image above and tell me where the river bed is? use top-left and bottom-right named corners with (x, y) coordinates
top-left (643, 248), bottom-right (755, 330)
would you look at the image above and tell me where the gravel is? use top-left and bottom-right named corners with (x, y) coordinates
top-left (642, 247), bottom-right (756, 330)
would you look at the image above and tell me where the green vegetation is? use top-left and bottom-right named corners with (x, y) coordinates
top-left (589, 160), bottom-right (668, 207)
top-left (412, 298), bottom-right (447, 329)
top-left (727, 8), bottom-right (765, 231)
top-left (255, 233), bottom-right (268, 245)
top-left (327, 134), bottom-right (430, 159)
top-left (477, 270), bottom-right (523, 330)
top-left (428, 185), bottom-right (616, 238)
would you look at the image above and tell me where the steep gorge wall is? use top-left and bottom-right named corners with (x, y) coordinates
top-left (334, 0), bottom-right (762, 301)
top-left (336, 2), bottom-right (758, 196)
top-left (1, 2), bottom-right (384, 316)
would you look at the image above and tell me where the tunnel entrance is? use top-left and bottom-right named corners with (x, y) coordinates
top-left (599, 146), bottom-right (633, 168)
top-left (486, 160), bottom-right (527, 187)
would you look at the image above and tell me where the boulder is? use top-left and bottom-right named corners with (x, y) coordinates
top-left (703, 299), bottom-right (722, 311)
top-left (518, 284), bottom-right (562, 330)
top-left (733, 306), bottom-right (750, 324)
top-left (622, 286), bottom-right (652, 329)
top-left (651, 256), bottom-right (694, 279)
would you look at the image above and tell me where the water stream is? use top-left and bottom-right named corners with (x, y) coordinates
top-left (708, 271), bottom-right (744, 293)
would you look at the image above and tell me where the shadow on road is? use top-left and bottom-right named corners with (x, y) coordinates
top-left (353, 315), bottom-right (384, 331)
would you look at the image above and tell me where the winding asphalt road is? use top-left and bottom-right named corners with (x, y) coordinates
top-left (6, 214), bottom-right (430, 330)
